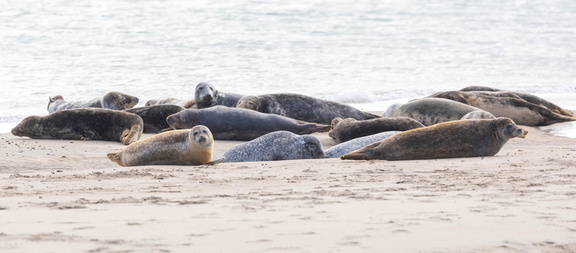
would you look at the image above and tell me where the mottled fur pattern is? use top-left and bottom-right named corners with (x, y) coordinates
top-left (385, 98), bottom-right (494, 126)
top-left (194, 82), bottom-right (244, 109)
top-left (236, 93), bottom-right (381, 125)
top-left (47, 92), bottom-right (139, 114)
top-left (124, 105), bottom-right (184, 133)
top-left (328, 117), bottom-right (424, 143)
top-left (324, 131), bottom-right (399, 158)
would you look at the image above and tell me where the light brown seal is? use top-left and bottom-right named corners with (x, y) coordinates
top-left (340, 117), bottom-right (525, 160)
top-left (48, 92), bottom-right (139, 113)
top-left (328, 117), bottom-right (424, 143)
top-left (384, 98), bottom-right (495, 126)
top-left (107, 125), bottom-right (216, 166)
top-left (429, 90), bottom-right (575, 126)
top-left (12, 108), bottom-right (143, 145)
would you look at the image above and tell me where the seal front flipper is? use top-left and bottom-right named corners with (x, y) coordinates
top-left (107, 152), bottom-right (125, 166)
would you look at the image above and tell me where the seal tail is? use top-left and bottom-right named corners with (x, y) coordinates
top-left (297, 122), bottom-right (331, 134)
top-left (340, 141), bottom-right (382, 160)
top-left (107, 152), bottom-right (125, 166)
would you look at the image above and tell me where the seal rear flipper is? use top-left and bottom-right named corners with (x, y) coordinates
top-left (340, 141), bottom-right (382, 160)
top-left (297, 122), bottom-right (331, 134)
top-left (106, 152), bottom-right (125, 166)
top-left (362, 111), bottom-right (382, 120)
top-left (205, 158), bottom-right (224, 165)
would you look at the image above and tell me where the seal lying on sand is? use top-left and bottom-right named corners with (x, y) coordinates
top-left (124, 105), bottom-right (184, 133)
top-left (324, 131), bottom-right (400, 158)
top-left (48, 92), bottom-right (139, 113)
top-left (236, 93), bottom-right (380, 125)
top-left (107, 125), bottom-right (216, 166)
top-left (384, 98), bottom-right (495, 126)
top-left (194, 82), bottom-right (244, 109)
top-left (221, 131), bottom-right (324, 163)
top-left (145, 98), bottom-right (196, 109)
top-left (12, 108), bottom-right (143, 145)
top-left (166, 106), bottom-right (330, 141)
top-left (341, 118), bottom-right (525, 160)
top-left (429, 90), bottom-right (575, 126)
top-left (328, 117), bottom-right (424, 143)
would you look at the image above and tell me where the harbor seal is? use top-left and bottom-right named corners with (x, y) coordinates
top-left (340, 117), bottom-right (525, 161)
top-left (48, 92), bottom-right (139, 113)
top-left (429, 91), bottom-right (576, 126)
top-left (12, 108), bottom-right (143, 145)
top-left (236, 93), bottom-right (381, 125)
top-left (194, 82), bottom-right (244, 109)
top-left (324, 131), bottom-right (399, 158)
top-left (145, 98), bottom-right (196, 109)
top-left (107, 125), bottom-right (215, 166)
top-left (328, 117), bottom-right (424, 143)
top-left (124, 105), bottom-right (184, 133)
top-left (166, 106), bottom-right (330, 141)
top-left (384, 98), bottom-right (495, 126)
top-left (460, 110), bottom-right (496, 120)
top-left (220, 131), bottom-right (324, 163)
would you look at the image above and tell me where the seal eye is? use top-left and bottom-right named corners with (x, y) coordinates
top-left (202, 130), bottom-right (207, 134)
top-left (193, 132), bottom-right (198, 137)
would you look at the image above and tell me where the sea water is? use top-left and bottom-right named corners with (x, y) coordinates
top-left (1, 0), bottom-right (575, 136)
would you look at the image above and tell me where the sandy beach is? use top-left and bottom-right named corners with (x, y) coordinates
top-left (1, 124), bottom-right (575, 252)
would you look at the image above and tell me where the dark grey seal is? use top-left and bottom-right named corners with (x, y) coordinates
top-left (47, 92), bottom-right (139, 114)
top-left (124, 105), bottom-right (184, 133)
top-left (328, 117), bottom-right (424, 143)
top-left (194, 82), bottom-right (245, 109)
top-left (12, 108), bottom-right (143, 145)
top-left (236, 93), bottom-right (381, 125)
top-left (324, 131), bottom-right (400, 158)
top-left (384, 98), bottom-right (494, 126)
top-left (145, 98), bottom-right (196, 109)
top-left (221, 131), bottom-right (325, 163)
top-left (166, 106), bottom-right (330, 141)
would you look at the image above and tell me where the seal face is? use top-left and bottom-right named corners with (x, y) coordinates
top-left (124, 105), bottom-right (184, 133)
top-left (107, 125), bottom-right (215, 166)
top-left (385, 98), bottom-right (494, 126)
top-left (429, 90), bottom-right (576, 126)
top-left (236, 93), bottom-right (380, 125)
top-left (166, 106), bottom-right (330, 141)
top-left (328, 117), bottom-right (424, 143)
top-left (12, 108), bottom-right (143, 145)
top-left (194, 82), bottom-right (244, 109)
top-left (340, 118), bottom-right (525, 160)
top-left (47, 92), bottom-right (139, 114)
top-left (221, 131), bottom-right (324, 163)
top-left (324, 131), bottom-right (399, 158)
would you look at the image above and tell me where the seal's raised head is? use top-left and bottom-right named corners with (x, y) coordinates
top-left (195, 82), bottom-right (217, 107)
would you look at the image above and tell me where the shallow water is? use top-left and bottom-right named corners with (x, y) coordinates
top-left (1, 0), bottom-right (575, 135)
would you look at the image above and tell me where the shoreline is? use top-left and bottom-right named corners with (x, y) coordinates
top-left (1, 125), bottom-right (576, 252)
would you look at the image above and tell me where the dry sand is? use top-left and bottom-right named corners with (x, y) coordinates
top-left (1, 125), bottom-right (575, 252)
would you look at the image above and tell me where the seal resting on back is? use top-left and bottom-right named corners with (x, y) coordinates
top-left (107, 125), bottom-right (216, 166)
top-left (12, 108), bottom-right (143, 145)
top-left (221, 131), bottom-right (325, 163)
top-left (194, 82), bottom-right (245, 109)
top-left (236, 93), bottom-right (381, 125)
top-left (384, 98), bottom-right (495, 126)
top-left (47, 92), bottom-right (139, 114)
top-left (123, 105), bottom-right (184, 133)
top-left (328, 117), bottom-right (424, 143)
top-left (340, 118), bottom-right (525, 161)
top-left (429, 90), bottom-right (575, 126)
top-left (166, 106), bottom-right (330, 141)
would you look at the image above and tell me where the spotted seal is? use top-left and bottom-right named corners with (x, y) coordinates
top-left (328, 117), bottom-right (424, 143)
top-left (166, 106), bottom-right (330, 141)
top-left (341, 118), bottom-right (526, 160)
top-left (220, 131), bottom-right (324, 163)
top-left (145, 98), bottom-right (196, 109)
top-left (236, 93), bottom-right (381, 125)
top-left (12, 108), bottom-right (143, 145)
top-left (194, 82), bottom-right (245, 109)
top-left (324, 131), bottom-right (400, 158)
top-left (107, 125), bottom-right (216, 166)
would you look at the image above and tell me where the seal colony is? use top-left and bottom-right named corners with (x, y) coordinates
top-left (11, 84), bottom-right (573, 166)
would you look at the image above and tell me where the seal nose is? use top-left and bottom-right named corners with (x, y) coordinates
top-left (197, 135), bottom-right (208, 143)
top-left (202, 94), bottom-right (213, 101)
